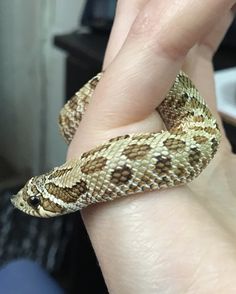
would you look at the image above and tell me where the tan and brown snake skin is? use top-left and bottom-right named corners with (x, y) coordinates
top-left (11, 72), bottom-right (221, 217)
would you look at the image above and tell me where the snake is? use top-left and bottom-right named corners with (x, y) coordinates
top-left (11, 71), bottom-right (221, 217)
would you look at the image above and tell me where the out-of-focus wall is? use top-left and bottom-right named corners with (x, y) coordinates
top-left (0, 0), bottom-right (85, 175)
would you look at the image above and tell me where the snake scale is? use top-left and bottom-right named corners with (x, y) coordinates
top-left (11, 71), bottom-right (221, 217)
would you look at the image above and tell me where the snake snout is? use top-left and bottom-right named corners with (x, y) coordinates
top-left (11, 193), bottom-right (28, 212)
top-left (10, 195), bottom-right (17, 206)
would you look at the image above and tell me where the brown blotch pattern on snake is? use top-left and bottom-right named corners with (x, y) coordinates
top-left (176, 93), bottom-right (189, 108)
top-left (170, 126), bottom-right (187, 136)
top-left (155, 155), bottom-right (172, 175)
top-left (111, 165), bottom-right (132, 186)
top-left (81, 157), bottom-right (107, 174)
top-left (201, 158), bottom-right (209, 169)
top-left (132, 133), bottom-right (156, 141)
top-left (31, 184), bottom-right (39, 195)
top-left (45, 180), bottom-right (88, 203)
top-left (48, 167), bottom-right (73, 180)
top-left (42, 198), bottom-right (65, 213)
top-left (204, 127), bottom-right (217, 135)
top-left (175, 165), bottom-right (189, 178)
top-left (109, 134), bottom-right (130, 143)
top-left (67, 95), bottom-right (79, 111)
top-left (89, 76), bottom-right (100, 90)
top-left (163, 138), bottom-right (186, 152)
top-left (155, 175), bottom-right (172, 187)
top-left (193, 115), bottom-right (205, 123)
top-left (81, 144), bottom-right (111, 159)
top-left (122, 144), bottom-right (151, 160)
top-left (188, 147), bottom-right (201, 167)
top-left (193, 135), bottom-right (208, 144)
top-left (211, 138), bottom-right (219, 157)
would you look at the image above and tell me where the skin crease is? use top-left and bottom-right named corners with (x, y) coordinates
top-left (67, 1), bottom-right (236, 293)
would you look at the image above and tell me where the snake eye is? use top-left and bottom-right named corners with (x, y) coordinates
top-left (27, 195), bottom-right (41, 208)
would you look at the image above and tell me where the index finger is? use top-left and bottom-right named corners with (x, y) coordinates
top-left (103, 0), bottom-right (148, 69)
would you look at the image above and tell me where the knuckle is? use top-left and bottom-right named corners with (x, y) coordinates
top-left (129, 19), bottom-right (188, 61)
top-left (153, 37), bottom-right (189, 61)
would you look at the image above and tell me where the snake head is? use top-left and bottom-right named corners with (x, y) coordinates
top-left (11, 175), bottom-right (65, 218)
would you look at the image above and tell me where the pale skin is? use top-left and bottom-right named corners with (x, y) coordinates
top-left (68, 1), bottom-right (236, 293)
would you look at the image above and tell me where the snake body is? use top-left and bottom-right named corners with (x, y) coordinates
top-left (11, 72), bottom-right (221, 217)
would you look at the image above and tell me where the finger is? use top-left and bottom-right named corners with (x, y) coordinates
top-left (87, 0), bottom-right (236, 129)
top-left (182, 11), bottom-right (235, 109)
top-left (103, 0), bottom-right (149, 69)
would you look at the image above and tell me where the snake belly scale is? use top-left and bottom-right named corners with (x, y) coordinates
top-left (11, 72), bottom-right (221, 217)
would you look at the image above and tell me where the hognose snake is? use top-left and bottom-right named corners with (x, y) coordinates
top-left (11, 71), bottom-right (221, 217)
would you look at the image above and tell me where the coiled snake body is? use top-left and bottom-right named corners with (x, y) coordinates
top-left (11, 72), bottom-right (221, 217)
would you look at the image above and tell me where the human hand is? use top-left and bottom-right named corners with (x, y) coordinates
top-left (68, 1), bottom-right (236, 293)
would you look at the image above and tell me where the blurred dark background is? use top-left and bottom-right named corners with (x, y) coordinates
top-left (0, 0), bottom-right (235, 293)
